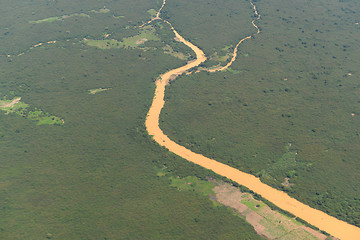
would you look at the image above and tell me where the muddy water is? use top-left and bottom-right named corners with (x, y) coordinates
top-left (208, 2), bottom-right (260, 73)
top-left (138, 0), bottom-right (166, 28)
top-left (145, 1), bottom-right (360, 239)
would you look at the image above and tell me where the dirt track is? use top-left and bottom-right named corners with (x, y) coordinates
top-left (1, 97), bottom-right (21, 108)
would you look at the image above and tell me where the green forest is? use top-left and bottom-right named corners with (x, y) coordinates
top-left (0, 0), bottom-right (359, 239)
top-left (161, 0), bottom-right (360, 227)
top-left (0, 0), bottom-right (264, 239)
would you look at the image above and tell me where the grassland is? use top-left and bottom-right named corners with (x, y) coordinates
top-left (0, 97), bottom-right (63, 125)
top-left (29, 13), bottom-right (90, 24)
top-left (83, 25), bottom-right (160, 49)
top-left (88, 88), bottom-right (111, 94)
top-left (0, 0), bottom-right (264, 239)
top-left (28, 7), bottom-right (111, 24)
top-left (160, 0), bottom-right (360, 227)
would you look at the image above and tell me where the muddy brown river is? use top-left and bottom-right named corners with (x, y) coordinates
top-left (145, 1), bottom-right (360, 239)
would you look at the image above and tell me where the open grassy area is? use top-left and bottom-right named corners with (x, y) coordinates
top-left (147, 9), bottom-right (158, 18)
top-left (29, 13), bottom-right (90, 24)
top-left (83, 25), bottom-right (159, 49)
top-left (0, 98), bottom-right (28, 114)
top-left (0, 97), bottom-right (63, 125)
top-left (163, 173), bottom-right (331, 239)
top-left (29, 7), bottom-right (112, 24)
top-left (169, 175), bottom-right (215, 196)
top-left (88, 88), bottom-right (111, 95)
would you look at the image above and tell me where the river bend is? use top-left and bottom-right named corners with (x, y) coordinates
top-left (144, 1), bottom-right (360, 239)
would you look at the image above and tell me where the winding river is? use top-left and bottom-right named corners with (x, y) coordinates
top-left (144, 1), bottom-right (360, 239)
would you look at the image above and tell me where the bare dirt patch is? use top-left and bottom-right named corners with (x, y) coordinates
top-left (1, 97), bottom-right (21, 108)
top-left (281, 177), bottom-right (294, 188)
top-left (213, 182), bottom-right (331, 239)
top-left (136, 38), bottom-right (148, 45)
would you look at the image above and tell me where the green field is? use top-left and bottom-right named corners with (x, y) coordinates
top-left (0, 97), bottom-right (63, 125)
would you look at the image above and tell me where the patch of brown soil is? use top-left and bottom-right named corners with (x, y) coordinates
top-left (213, 184), bottom-right (247, 211)
top-left (281, 177), bottom-right (294, 188)
top-left (136, 38), bottom-right (148, 44)
top-left (1, 97), bottom-right (21, 108)
top-left (213, 182), bottom-right (331, 239)
top-left (302, 226), bottom-right (329, 240)
top-left (246, 211), bottom-right (266, 236)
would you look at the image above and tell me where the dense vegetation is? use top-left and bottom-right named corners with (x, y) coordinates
top-left (161, 0), bottom-right (360, 226)
top-left (0, 0), bottom-right (263, 239)
top-left (163, 0), bottom-right (255, 58)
